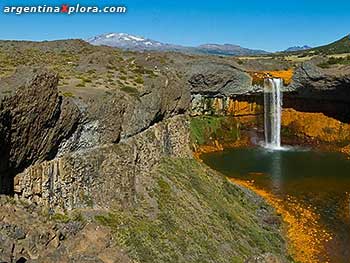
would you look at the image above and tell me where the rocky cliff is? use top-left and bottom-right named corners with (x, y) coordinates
top-left (0, 69), bottom-right (80, 194)
top-left (14, 115), bottom-right (191, 210)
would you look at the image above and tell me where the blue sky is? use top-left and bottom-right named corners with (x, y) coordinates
top-left (0, 0), bottom-right (349, 51)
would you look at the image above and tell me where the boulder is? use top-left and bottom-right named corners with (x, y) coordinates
top-left (187, 61), bottom-right (257, 96)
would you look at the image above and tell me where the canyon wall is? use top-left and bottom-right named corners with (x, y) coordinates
top-left (13, 115), bottom-right (191, 210)
top-left (190, 94), bottom-right (350, 153)
top-left (0, 69), bottom-right (81, 194)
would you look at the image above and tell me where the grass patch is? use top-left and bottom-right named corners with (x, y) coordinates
top-left (51, 213), bottom-right (70, 223)
top-left (95, 158), bottom-right (288, 263)
top-left (76, 82), bottom-right (86, 88)
top-left (318, 55), bottom-right (350, 68)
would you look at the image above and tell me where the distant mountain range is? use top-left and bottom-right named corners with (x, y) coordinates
top-left (87, 32), bottom-right (350, 56)
top-left (284, 45), bottom-right (312, 52)
top-left (86, 33), bottom-right (269, 56)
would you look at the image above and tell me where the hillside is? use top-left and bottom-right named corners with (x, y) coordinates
top-left (282, 35), bottom-right (350, 56)
top-left (311, 35), bottom-right (350, 54)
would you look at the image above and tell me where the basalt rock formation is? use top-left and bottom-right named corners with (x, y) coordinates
top-left (0, 68), bottom-right (80, 194)
top-left (0, 54), bottom-right (192, 190)
top-left (14, 115), bottom-right (191, 210)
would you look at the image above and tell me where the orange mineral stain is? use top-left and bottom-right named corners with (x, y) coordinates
top-left (249, 69), bottom-right (294, 86)
top-left (282, 108), bottom-right (350, 144)
top-left (227, 177), bottom-right (332, 263)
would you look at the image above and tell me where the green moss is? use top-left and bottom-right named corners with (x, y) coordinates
top-left (281, 126), bottom-right (297, 138)
top-left (50, 211), bottom-right (86, 223)
top-left (71, 211), bottom-right (85, 222)
top-left (190, 116), bottom-right (239, 145)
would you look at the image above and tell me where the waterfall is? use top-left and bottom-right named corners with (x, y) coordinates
top-left (264, 78), bottom-right (283, 149)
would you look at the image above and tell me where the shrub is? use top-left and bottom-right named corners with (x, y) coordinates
top-left (62, 92), bottom-right (75, 97)
top-left (134, 76), bottom-right (144, 84)
top-left (121, 85), bottom-right (139, 97)
top-left (76, 82), bottom-right (86, 87)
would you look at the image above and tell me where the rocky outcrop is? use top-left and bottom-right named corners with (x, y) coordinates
top-left (0, 61), bottom-right (192, 194)
top-left (0, 69), bottom-right (81, 194)
top-left (187, 61), bottom-right (261, 96)
top-left (284, 63), bottom-right (350, 122)
top-left (59, 70), bottom-right (191, 152)
top-left (0, 196), bottom-right (132, 263)
top-left (288, 63), bottom-right (350, 102)
top-left (249, 69), bottom-right (293, 86)
top-left (14, 115), bottom-right (191, 210)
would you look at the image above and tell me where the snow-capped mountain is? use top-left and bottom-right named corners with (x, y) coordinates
top-left (284, 45), bottom-right (312, 52)
top-left (87, 33), bottom-right (182, 51)
top-left (86, 32), bottom-right (269, 56)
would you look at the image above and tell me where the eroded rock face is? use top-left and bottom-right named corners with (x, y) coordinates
top-left (289, 63), bottom-right (350, 102)
top-left (281, 108), bottom-right (350, 145)
top-left (191, 94), bottom-right (263, 116)
top-left (284, 63), bottom-right (350, 122)
top-left (0, 69), bottom-right (81, 194)
top-left (58, 69), bottom-right (191, 152)
top-left (14, 115), bottom-right (191, 210)
top-left (0, 62), bottom-right (192, 195)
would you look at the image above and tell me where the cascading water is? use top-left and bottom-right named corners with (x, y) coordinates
top-left (264, 78), bottom-right (283, 149)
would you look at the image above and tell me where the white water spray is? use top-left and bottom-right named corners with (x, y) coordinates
top-left (264, 78), bottom-right (283, 149)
